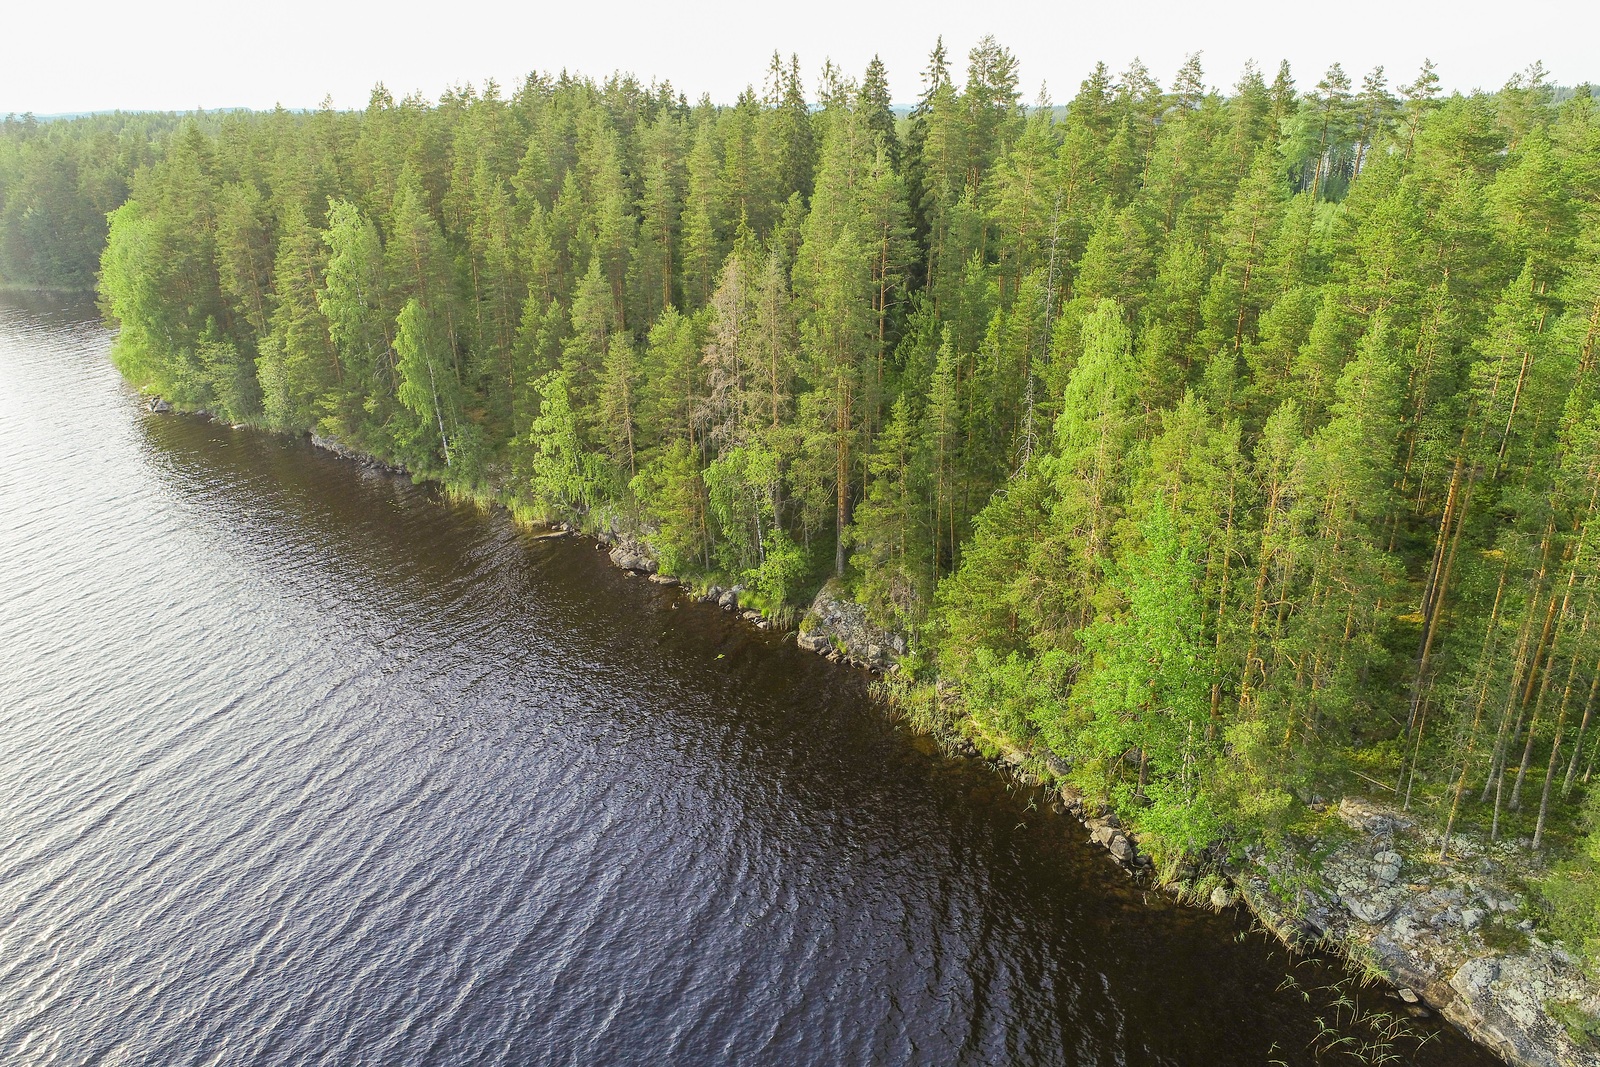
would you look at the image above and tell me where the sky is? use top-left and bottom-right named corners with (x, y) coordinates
top-left (4, 0), bottom-right (1594, 115)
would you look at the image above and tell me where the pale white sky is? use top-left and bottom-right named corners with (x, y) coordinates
top-left (4, 0), bottom-right (1593, 115)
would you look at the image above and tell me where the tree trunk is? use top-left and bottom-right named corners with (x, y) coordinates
top-left (835, 370), bottom-right (852, 577)
top-left (1440, 566), bottom-right (1507, 859)
top-left (1534, 606), bottom-right (1589, 848)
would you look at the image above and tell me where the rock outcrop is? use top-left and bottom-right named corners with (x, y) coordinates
top-left (795, 580), bottom-right (906, 671)
top-left (310, 433), bottom-right (404, 474)
top-left (310, 433), bottom-right (361, 461)
top-left (592, 521), bottom-right (659, 575)
top-left (1230, 797), bottom-right (1599, 1067)
top-left (903, 686), bottom-right (1598, 1067)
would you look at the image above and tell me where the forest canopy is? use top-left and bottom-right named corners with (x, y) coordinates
top-left (11, 43), bottom-right (1600, 966)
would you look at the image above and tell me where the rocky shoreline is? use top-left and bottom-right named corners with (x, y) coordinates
top-left (145, 400), bottom-right (1600, 1067)
top-left (944, 720), bottom-right (1598, 1067)
top-left (309, 433), bottom-right (407, 474)
top-left (576, 508), bottom-right (1598, 1067)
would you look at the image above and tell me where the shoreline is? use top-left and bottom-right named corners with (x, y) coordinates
top-left (159, 401), bottom-right (1591, 1066)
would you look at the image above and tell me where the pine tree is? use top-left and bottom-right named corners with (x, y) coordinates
top-left (258, 206), bottom-right (338, 431)
top-left (859, 56), bottom-right (900, 169)
top-left (680, 115), bottom-right (725, 307)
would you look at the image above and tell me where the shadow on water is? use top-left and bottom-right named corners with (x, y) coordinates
top-left (0, 292), bottom-right (1504, 1066)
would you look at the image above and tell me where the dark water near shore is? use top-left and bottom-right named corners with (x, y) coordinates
top-left (0, 293), bottom-right (1499, 1066)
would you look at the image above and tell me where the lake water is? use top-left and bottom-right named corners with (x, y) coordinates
top-left (0, 294), bottom-right (1499, 1065)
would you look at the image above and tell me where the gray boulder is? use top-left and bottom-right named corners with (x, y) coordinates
top-left (796, 580), bottom-right (907, 670)
top-left (796, 631), bottom-right (831, 654)
top-left (607, 540), bottom-right (658, 573)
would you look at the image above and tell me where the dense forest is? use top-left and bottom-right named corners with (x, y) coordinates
top-left (11, 42), bottom-right (1600, 965)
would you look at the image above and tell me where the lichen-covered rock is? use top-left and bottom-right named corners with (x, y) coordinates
top-left (796, 580), bottom-right (906, 670)
top-left (1348, 893), bottom-right (1400, 925)
top-left (1448, 949), bottom-right (1597, 1067)
top-left (1338, 796), bottom-right (1414, 838)
top-left (1234, 797), bottom-right (1600, 1067)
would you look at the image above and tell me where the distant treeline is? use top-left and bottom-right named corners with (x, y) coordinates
top-left (15, 41), bottom-right (1600, 965)
top-left (0, 111), bottom-right (192, 288)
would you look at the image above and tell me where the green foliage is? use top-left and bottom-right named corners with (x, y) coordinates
top-left (1545, 789), bottom-right (1600, 969)
top-left (2, 111), bottom-right (179, 289)
top-left (393, 297), bottom-right (457, 465)
top-left (1545, 999), bottom-right (1600, 1050)
top-left (703, 442), bottom-right (780, 575)
top-left (745, 528), bottom-right (808, 609)
top-left (1071, 503), bottom-right (1222, 852)
top-left (965, 646), bottom-right (1071, 745)
top-left (630, 439), bottom-right (709, 574)
top-left (528, 371), bottom-right (605, 514)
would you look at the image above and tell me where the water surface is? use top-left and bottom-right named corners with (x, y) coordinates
top-left (0, 294), bottom-right (1498, 1065)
